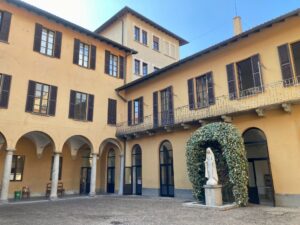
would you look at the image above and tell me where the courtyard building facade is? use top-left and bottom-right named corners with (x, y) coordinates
top-left (0, 0), bottom-right (300, 208)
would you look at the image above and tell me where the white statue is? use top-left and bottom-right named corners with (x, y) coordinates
top-left (205, 147), bottom-right (218, 185)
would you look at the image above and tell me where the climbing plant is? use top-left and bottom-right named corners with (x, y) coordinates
top-left (186, 122), bottom-right (248, 206)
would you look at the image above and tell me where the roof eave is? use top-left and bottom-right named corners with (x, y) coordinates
top-left (6, 0), bottom-right (137, 54)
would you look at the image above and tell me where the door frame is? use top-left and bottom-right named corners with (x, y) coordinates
top-left (80, 166), bottom-right (91, 195)
top-left (159, 141), bottom-right (174, 197)
top-left (244, 128), bottom-right (275, 206)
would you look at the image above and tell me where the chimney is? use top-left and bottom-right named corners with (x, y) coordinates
top-left (233, 16), bottom-right (242, 35)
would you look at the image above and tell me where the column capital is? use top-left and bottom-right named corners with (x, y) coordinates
top-left (6, 148), bottom-right (15, 153)
top-left (53, 151), bottom-right (62, 155)
top-left (91, 153), bottom-right (99, 157)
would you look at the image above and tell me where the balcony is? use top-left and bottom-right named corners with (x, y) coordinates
top-left (116, 79), bottom-right (300, 139)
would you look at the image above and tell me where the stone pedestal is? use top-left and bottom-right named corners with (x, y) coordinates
top-left (204, 185), bottom-right (223, 206)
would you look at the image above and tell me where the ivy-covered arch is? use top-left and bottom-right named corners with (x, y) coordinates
top-left (186, 122), bottom-right (248, 206)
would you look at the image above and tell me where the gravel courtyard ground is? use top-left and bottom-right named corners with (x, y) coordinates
top-left (0, 195), bottom-right (300, 225)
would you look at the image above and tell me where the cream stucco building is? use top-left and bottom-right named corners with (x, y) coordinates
top-left (1, 0), bottom-right (300, 207)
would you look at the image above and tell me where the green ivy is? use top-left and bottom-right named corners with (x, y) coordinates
top-left (186, 122), bottom-right (248, 206)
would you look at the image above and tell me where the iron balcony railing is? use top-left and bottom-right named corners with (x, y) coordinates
top-left (116, 79), bottom-right (300, 137)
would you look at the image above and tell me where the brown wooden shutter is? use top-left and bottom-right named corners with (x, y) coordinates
top-left (33, 23), bottom-right (43, 52)
top-left (107, 99), bottom-right (117, 125)
top-left (73, 39), bottom-right (80, 65)
top-left (251, 54), bottom-right (263, 92)
top-left (226, 63), bottom-right (237, 100)
top-left (119, 56), bottom-right (125, 79)
top-left (25, 81), bottom-right (36, 112)
top-left (0, 74), bottom-right (11, 108)
top-left (207, 72), bottom-right (215, 105)
top-left (187, 78), bottom-right (195, 110)
top-left (54, 31), bottom-right (62, 58)
top-left (0, 11), bottom-right (11, 42)
top-left (87, 94), bottom-right (94, 121)
top-left (90, 45), bottom-right (96, 70)
top-left (153, 91), bottom-right (158, 128)
top-left (128, 100), bottom-right (132, 126)
top-left (167, 86), bottom-right (174, 125)
top-left (105, 50), bottom-right (110, 74)
top-left (68, 90), bottom-right (76, 118)
top-left (48, 86), bottom-right (57, 116)
top-left (138, 97), bottom-right (144, 123)
top-left (278, 44), bottom-right (294, 87)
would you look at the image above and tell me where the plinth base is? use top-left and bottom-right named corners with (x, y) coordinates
top-left (204, 184), bottom-right (222, 206)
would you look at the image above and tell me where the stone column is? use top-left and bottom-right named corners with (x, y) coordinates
top-left (89, 153), bottom-right (98, 197)
top-left (118, 154), bottom-right (124, 195)
top-left (50, 152), bottom-right (60, 200)
top-left (0, 149), bottom-right (14, 203)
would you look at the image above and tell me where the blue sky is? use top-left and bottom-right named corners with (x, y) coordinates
top-left (23, 0), bottom-right (300, 58)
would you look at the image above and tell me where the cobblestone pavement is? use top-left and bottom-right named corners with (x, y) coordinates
top-left (0, 195), bottom-right (300, 225)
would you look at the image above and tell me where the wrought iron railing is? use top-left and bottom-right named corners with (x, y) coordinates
top-left (116, 79), bottom-right (300, 137)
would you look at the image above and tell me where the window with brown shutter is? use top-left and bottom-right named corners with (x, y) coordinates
top-left (25, 80), bottom-right (57, 116)
top-left (0, 74), bottom-right (11, 108)
top-left (237, 54), bottom-right (263, 97)
top-left (33, 23), bottom-right (62, 58)
top-left (119, 56), bottom-right (125, 79)
top-left (69, 90), bottom-right (94, 121)
top-left (153, 92), bottom-right (158, 128)
top-left (187, 79), bottom-right (195, 110)
top-left (226, 63), bottom-right (237, 100)
top-left (128, 100), bottom-right (132, 126)
top-left (0, 11), bottom-right (12, 42)
top-left (108, 99), bottom-right (117, 125)
top-left (90, 45), bottom-right (96, 70)
top-left (73, 39), bottom-right (95, 69)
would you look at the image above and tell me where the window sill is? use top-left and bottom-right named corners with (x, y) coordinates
top-left (70, 118), bottom-right (91, 123)
top-left (0, 40), bottom-right (9, 44)
top-left (27, 112), bottom-right (52, 117)
top-left (106, 72), bottom-right (123, 80)
top-left (134, 40), bottom-right (149, 47)
top-left (36, 51), bottom-right (57, 59)
top-left (74, 63), bottom-right (91, 70)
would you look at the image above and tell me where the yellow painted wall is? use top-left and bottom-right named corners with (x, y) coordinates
top-left (99, 13), bottom-right (180, 81)
top-left (0, 2), bottom-right (128, 152)
top-left (119, 16), bottom-right (300, 196)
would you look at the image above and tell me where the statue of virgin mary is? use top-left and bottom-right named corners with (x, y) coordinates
top-left (205, 147), bottom-right (219, 185)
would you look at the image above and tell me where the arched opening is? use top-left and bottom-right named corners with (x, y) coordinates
top-left (159, 140), bottom-right (174, 197)
top-left (63, 135), bottom-right (93, 195)
top-left (132, 145), bottom-right (142, 195)
top-left (243, 128), bottom-right (275, 206)
top-left (0, 132), bottom-right (7, 189)
top-left (11, 131), bottom-right (55, 197)
top-left (98, 138), bottom-right (122, 194)
top-left (107, 148), bottom-right (115, 193)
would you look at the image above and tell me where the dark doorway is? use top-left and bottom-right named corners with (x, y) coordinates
top-left (243, 128), bottom-right (275, 206)
top-left (80, 167), bottom-right (91, 195)
top-left (132, 145), bottom-right (142, 195)
top-left (107, 148), bottom-right (115, 193)
top-left (159, 141), bottom-right (174, 197)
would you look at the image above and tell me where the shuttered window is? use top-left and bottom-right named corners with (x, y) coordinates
top-left (25, 81), bottom-right (57, 116)
top-left (0, 11), bottom-right (11, 42)
top-left (33, 24), bottom-right (62, 58)
top-left (69, 90), bottom-right (94, 121)
top-left (142, 30), bottom-right (148, 45)
top-left (226, 54), bottom-right (263, 99)
top-left (153, 92), bottom-right (158, 128)
top-left (160, 87), bottom-right (174, 126)
top-left (237, 54), bottom-right (263, 97)
top-left (73, 39), bottom-right (96, 70)
top-left (187, 72), bottom-right (215, 110)
top-left (105, 50), bottom-right (125, 78)
top-left (128, 97), bottom-right (144, 125)
top-left (0, 74), bottom-right (11, 108)
top-left (107, 98), bottom-right (117, 125)
top-left (278, 44), bottom-right (294, 87)
top-left (226, 63), bottom-right (237, 100)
